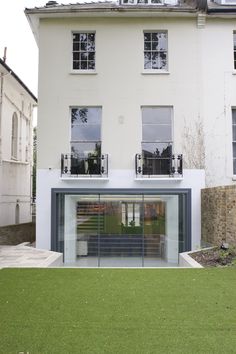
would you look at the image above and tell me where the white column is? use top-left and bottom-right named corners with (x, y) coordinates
top-left (165, 195), bottom-right (179, 263)
top-left (64, 195), bottom-right (77, 263)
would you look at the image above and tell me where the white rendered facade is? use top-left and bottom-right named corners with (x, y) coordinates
top-left (0, 59), bottom-right (37, 226)
top-left (26, 0), bottom-right (236, 266)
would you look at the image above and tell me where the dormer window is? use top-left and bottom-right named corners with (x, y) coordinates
top-left (121, 0), bottom-right (179, 4)
top-left (122, 0), bottom-right (164, 4)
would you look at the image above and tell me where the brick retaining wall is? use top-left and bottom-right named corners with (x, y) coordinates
top-left (202, 185), bottom-right (236, 247)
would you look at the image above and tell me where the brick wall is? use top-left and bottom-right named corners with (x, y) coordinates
top-left (202, 185), bottom-right (236, 247)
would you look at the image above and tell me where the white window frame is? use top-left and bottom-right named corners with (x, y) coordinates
top-left (70, 106), bottom-right (102, 156)
top-left (143, 30), bottom-right (168, 73)
top-left (72, 31), bottom-right (96, 73)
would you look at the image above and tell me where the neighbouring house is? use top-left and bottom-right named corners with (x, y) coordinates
top-left (0, 58), bottom-right (37, 226)
top-left (25, 0), bottom-right (236, 267)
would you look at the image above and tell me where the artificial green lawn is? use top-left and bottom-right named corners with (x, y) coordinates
top-left (0, 268), bottom-right (236, 354)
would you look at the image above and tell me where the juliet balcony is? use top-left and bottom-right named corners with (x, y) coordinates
top-left (61, 153), bottom-right (108, 178)
top-left (135, 153), bottom-right (183, 178)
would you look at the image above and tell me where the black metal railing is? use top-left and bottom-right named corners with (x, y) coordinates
top-left (135, 153), bottom-right (183, 177)
top-left (61, 153), bottom-right (108, 177)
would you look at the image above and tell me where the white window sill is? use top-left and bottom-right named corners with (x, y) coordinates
top-left (3, 159), bottom-right (29, 165)
top-left (142, 70), bottom-right (170, 75)
top-left (60, 176), bottom-right (108, 181)
top-left (232, 175), bottom-right (236, 181)
top-left (232, 70), bottom-right (236, 75)
top-left (70, 71), bottom-right (97, 75)
top-left (135, 176), bottom-right (183, 181)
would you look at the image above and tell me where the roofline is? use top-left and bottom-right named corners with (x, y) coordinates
top-left (0, 58), bottom-right (37, 103)
top-left (25, 5), bottom-right (200, 44)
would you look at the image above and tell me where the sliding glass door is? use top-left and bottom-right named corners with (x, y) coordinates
top-left (54, 190), bottom-right (190, 267)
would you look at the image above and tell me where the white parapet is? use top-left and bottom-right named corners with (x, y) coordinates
top-left (179, 250), bottom-right (203, 268)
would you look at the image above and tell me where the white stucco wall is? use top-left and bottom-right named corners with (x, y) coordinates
top-left (0, 64), bottom-right (36, 226)
top-left (36, 16), bottom-right (236, 187)
top-left (34, 12), bottom-right (236, 252)
top-left (36, 168), bottom-right (205, 252)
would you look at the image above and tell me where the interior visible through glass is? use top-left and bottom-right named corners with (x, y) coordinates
top-left (58, 193), bottom-right (187, 267)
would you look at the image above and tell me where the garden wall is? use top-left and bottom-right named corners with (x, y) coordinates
top-left (201, 185), bottom-right (236, 247)
top-left (0, 222), bottom-right (35, 245)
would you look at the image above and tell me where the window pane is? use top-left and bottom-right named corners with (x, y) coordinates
top-left (73, 52), bottom-right (79, 61)
top-left (234, 158), bottom-right (236, 175)
top-left (144, 33), bottom-right (151, 42)
top-left (88, 61), bottom-right (95, 69)
top-left (81, 61), bottom-right (87, 69)
top-left (234, 33), bottom-right (236, 50)
top-left (232, 110), bottom-right (236, 124)
top-left (233, 125), bottom-right (236, 141)
top-left (88, 33), bottom-right (95, 42)
top-left (144, 52), bottom-right (151, 69)
top-left (73, 33), bottom-right (80, 41)
top-left (87, 42), bottom-right (95, 52)
top-left (71, 142), bottom-right (101, 157)
top-left (142, 142), bottom-right (172, 156)
top-left (80, 33), bottom-right (87, 42)
top-left (233, 142), bottom-right (236, 157)
top-left (71, 125), bottom-right (101, 141)
top-left (73, 42), bottom-right (80, 51)
top-left (80, 42), bottom-right (87, 51)
top-left (88, 52), bottom-right (95, 61)
top-left (71, 108), bottom-right (101, 124)
top-left (153, 52), bottom-right (167, 70)
top-left (144, 42), bottom-right (151, 51)
top-left (142, 107), bottom-right (172, 124)
top-left (73, 61), bottom-right (80, 70)
top-left (158, 33), bottom-right (167, 50)
top-left (143, 125), bottom-right (172, 142)
top-left (81, 52), bottom-right (88, 60)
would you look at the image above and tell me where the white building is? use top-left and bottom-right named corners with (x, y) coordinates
top-left (0, 58), bottom-right (37, 226)
top-left (25, 0), bottom-right (236, 267)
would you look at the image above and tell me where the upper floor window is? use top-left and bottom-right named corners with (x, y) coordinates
top-left (232, 109), bottom-right (236, 174)
top-left (141, 106), bottom-right (172, 175)
top-left (234, 32), bottom-right (236, 70)
top-left (144, 31), bottom-right (168, 71)
top-left (71, 107), bottom-right (101, 174)
top-left (72, 32), bottom-right (95, 71)
top-left (11, 112), bottom-right (18, 160)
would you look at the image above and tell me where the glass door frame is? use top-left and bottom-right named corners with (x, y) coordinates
top-left (51, 188), bottom-right (192, 263)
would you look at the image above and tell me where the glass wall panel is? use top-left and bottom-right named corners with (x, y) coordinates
top-left (99, 195), bottom-right (143, 267)
top-left (55, 191), bottom-right (189, 268)
top-left (64, 194), bottom-right (99, 267)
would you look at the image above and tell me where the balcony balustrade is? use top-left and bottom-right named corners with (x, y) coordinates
top-left (135, 153), bottom-right (183, 178)
top-left (61, 153), bottom-right (108, 178)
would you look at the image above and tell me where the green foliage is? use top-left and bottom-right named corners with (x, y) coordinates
top-left (1, 268), bottom-right (236, 354)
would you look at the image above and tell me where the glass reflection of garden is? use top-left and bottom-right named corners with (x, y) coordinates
top-left (76, 201), bottom-right (166, 259)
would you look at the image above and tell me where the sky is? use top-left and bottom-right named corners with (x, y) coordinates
top-left (0, 0), bottom-right (76, 97)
